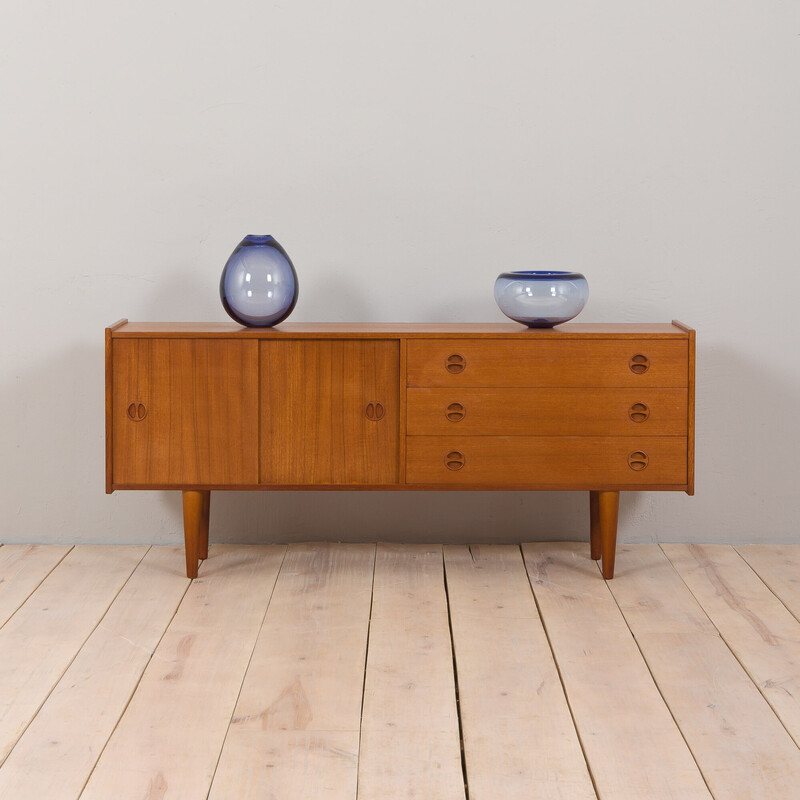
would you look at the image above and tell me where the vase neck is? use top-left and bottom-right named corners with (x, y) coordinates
top-left (242, 234), bottom-right (275, 246)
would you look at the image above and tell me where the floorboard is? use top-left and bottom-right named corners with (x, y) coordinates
top-left (0, 547), bottom-right (189, 800)
top-left (522, 542), bottom-right (712, 800)
top-left (737, 545), bottom-right (800, 623)
top-left (358, 544), bottom-right (465, 800)
top-left (663, 543), bottom-right (800, 750)
top-left (610, 544), bottom-right (800, 799)
top-left (79, 545), bottom-right (285, 800)
top-left (209, 543), bottom-right (374, 800)
top-left (0, 546), bottom-right (147, 766)
top-left (1, 542), bottom-right (799, 799)
top-left (0, 545), bottom-right (72, 629)
top-left (444, 545), bottom-right (596, 800)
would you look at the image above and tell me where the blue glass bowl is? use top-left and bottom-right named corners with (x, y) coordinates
top-left (220, 235), bottom-right (298, 327)
top-left (494, 271), bottom-right (588, 328)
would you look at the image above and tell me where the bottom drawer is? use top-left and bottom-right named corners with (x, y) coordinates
top-left (406, 436), bottom-right (687, 486)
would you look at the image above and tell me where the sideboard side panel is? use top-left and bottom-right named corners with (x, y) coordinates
top-left (686, 326), bottom-right (696, 495)
top-left (105, 327), bottom-right (114, 493)
top-left (112, 339), bottom-right (258, 486)
top-left (260, 339), bottom-right (400, 484)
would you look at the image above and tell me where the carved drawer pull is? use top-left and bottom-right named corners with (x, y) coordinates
top-left (445, 450), bottom-right (465, 471)
top-left (628, 403), bottom-right (650, 423)
top-left (127, 402), bottom-right (147, 421)
top-left (629, 354), bottom-right (650, 374)
top-left (445, 354), bottom-right (466, 374)
top-left (365, 402), bottom-right (385, 421)
top-left (628, 451), bottom-right (649, 471)
top-left (445, 402), bottom-right (466, 422)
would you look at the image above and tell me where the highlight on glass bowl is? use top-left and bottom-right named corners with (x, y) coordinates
top-left (494, 270), bottom-right (588, 328)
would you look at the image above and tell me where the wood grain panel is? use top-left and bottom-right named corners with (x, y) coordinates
top-left (406, 436), bottom-right (687, 485)
top-left (112, 339), bottom-right (258, 486)
top-left (407, 388), bottom-right (688, 436)
top-left (260, 340), bottom-right (399, 484)
top-left (407, 339), bottom-right (688, 387)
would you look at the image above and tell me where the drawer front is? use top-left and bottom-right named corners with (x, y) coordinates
top-left (407, 340), bottom-right (688, 388)
top-left (407, 388), bottom-right (688, 436)
top-left (406, 436), bottom-right (688, 486)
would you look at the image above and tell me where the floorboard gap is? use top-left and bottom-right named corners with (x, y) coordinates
top-left (354, 544), bottom-right (378, 800)
top-left (443, 550), bottom-right (470, 800)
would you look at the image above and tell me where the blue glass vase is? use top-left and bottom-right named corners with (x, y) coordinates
top-left (220, 235), bottom-right (298, 327)
top-left (494, 271), bottom-right (588, 327)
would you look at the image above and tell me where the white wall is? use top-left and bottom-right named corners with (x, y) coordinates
top-left (2, 1), bottom-right (799, 547)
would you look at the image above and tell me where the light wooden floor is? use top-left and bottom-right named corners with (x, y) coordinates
top-left (1, 543), bottom-right (800, 799)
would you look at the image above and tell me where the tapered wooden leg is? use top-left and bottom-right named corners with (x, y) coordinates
top-left (199, 491), bottom-right (210, 561)
top-left (589, 491), bottom-right (601, 560)
top-left (598, 490), bottom-right (620, 580)
top-left (182, 490), bottom-right (207, 579)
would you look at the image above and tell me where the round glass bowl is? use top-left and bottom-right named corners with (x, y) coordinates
top-left (494, 271), bottom-right (588, 328)
top-left (220, 235), bottom-right (298, 327)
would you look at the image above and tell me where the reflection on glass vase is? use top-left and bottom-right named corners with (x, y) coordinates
top-left (220, 235), bottom-right (298, 327)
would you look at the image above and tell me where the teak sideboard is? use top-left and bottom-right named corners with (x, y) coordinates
top-left (105, 321), bottom-right (695, 580)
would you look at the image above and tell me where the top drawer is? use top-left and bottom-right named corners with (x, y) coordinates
top-left (407, 339), bottom-right (688, 388)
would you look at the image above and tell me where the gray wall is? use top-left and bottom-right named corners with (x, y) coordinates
top-left (2, 1), bottom-right (799, 546)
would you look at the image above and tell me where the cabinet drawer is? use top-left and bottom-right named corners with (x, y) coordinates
top-left (407, 388), bottom-right (688, 436)
top-left (407, 340), bottom-right (688, 388)
top-left (406, 436), bottom-right (688, 486)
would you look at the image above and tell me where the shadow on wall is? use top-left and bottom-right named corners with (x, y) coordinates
top-left (181, 490), bottom-right (601, 546)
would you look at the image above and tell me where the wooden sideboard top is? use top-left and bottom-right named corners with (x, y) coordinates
top-left (108, 320), bottom-right (692, 339)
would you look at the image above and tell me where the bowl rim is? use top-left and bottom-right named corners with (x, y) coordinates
top-left (497, 270), bottom-right (586, 281)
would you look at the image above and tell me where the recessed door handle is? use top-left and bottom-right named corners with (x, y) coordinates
top-left (127, 402), bottom-right (147, 421)
top-left (366, 402), bottom-right (385, 421)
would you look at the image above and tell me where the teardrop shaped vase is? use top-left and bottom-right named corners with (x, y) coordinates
top-left (220, 235), bottom-right (298, 327)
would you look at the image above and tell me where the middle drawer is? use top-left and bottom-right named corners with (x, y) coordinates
top-left (407, 388), bottom-right (688, 436)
